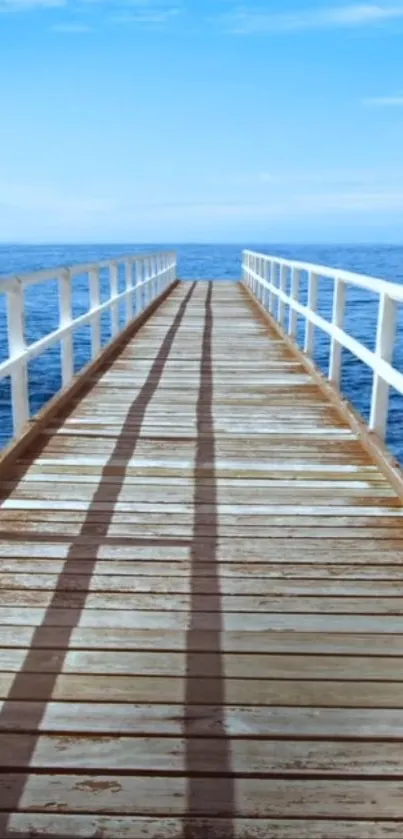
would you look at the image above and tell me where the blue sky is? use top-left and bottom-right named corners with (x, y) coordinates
top-left (0, 0), bottom-right (403, 242)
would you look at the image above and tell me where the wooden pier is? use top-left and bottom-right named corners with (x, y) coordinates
top-left (1, 260), bottom-right (403, 837)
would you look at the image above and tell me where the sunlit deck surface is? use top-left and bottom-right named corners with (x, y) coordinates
top-left (1, 281), bottom-right (403, 838)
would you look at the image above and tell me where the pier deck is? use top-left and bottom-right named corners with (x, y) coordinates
top-left (1, 280), bottom-right (403, 837)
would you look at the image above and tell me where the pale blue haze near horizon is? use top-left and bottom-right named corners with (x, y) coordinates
top-left (1, 0), bottom-right (403, 243)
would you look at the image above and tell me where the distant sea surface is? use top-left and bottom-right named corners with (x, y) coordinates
top-left (1, 243), bottom-right (403, 462)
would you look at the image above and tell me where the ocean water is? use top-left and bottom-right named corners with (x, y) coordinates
top-left (0, 243), bottom-right (403, 462)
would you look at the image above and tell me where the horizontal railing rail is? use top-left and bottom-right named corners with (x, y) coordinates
top-left (0, 250), bottom-right (176, 441)
top-left (242, 249), bottom-right (403, 440)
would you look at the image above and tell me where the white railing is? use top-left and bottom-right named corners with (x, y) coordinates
top-left (0, 251), bottom-right (176, 441)
top-left (243, 249), bottom-right (403, 440)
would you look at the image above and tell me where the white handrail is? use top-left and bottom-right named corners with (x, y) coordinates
top-left (242, 249), bottom-right (403, 441)
top-left (0, 251), bottom-right (176, 441)
top-left (243, 249), bottom-right (403, 303)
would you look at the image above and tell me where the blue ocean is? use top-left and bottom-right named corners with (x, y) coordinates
top-left (1, 243), bottom-right (403, 462)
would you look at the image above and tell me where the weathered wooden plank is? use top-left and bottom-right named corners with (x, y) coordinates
top-left (3, 500), bottom-right (403, 518)
top-left (5, 607), bottom-right (403, 633)
top-left (34, 440), bottom-right (371, 458)
top-left (4, 484), bottom-right (399, 506)
top-left (4, 673), bottom-right (403, 706)
top-left (97, 431), bottom-right (367, 442)
top-left (2, 774), bottom-right (403, 817)
top-left (1, 521), bottom-right (403, 539)
top-left (5, 572), bottom-right (403, 596)
top-left (3, 649), bottom-right (403, 680)
top-left (2, 537), bottom-right (403, 561)
top-left (42, 429), bottom-right (363, 445)
top-left (13, 456), bottom-right (383, 475)
top-left (3, 734), bottom-right (403, 775)
top-left (3, 701), bottom-right (403, 738)
top-left (4, 474), bottom-right (392, 488)
top-left (5, 559), bottom-right (403, 580)
top-left (4, 815), bottom-right (403, 839)
top-left (5, 590), bottom-right (403, 613)
top-left (5, 627), bottom-right (403, 656)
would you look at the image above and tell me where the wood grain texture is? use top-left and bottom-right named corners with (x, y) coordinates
top-left (4, 734), bottom-right (403, 775)
top-left (0, 280), bottom-right (403, 837)
top-left (3, 815), bottom-right (403, 839)
top-left (1, 774), bottom-right (403, 817)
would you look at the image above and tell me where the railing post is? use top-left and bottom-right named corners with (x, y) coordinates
top-left (255, 257), bottom-right (260, 301)
top-left (155, 254), bottom-right (161, 296)
top-left (144, 259), bottom-right (149, 309)
top-left (288, 267), bottom-right (300, 337)
top-left (149, 256), bottom-right (154, 303)
top-left (262, 258), bottom-right (269, 309)
top-left (304, 271), bottom-right (318, 356)
top-left (135, 261), bottom-right (142, 313)
top-left (164, 253), bottom-right (169, 289)
top-left (329, 277), bottom-right (346, 386)
top-left (260, 258), bottom-right (265, 304)
top-left (152, 255), bottom-right (158, 298)
top-left (156, 255), bottom-right (161, 296)
top-left (274, 262), bottom-right (281, 314)
top-left (109, 263), bottom-right (119, 337)
top-left (154, 255), bottom-right (158, 296)
top-left (7, 280), bottom-right (29, 437)
top-left (125, 259), bottom-right (133, 323)
top-left (58, 268), bottom-right (74, 387)
top-left (370, 292), bottom-right (397, 439)
top-left (165, 254), bottom-right (169, 288)
top-left (250, 254), bottom-right (255, 295)
top-left (168, 253), bottom-right (173, 287)
top-left (268, 261), bottom-right (275, 313)
top-left (259, 257), bottom-right (265, 303)
top-left (278, 264), bottom-right (287, 327)
top-left (143, 258), bottom-right (150, 307)
top-left (148, 256), bottom-right (154, 301)
top-left (158, 254), bottom-right (163, 294)
top-left (165, 254), bottom-right (172, 291)
top-left (89, 267), bottom-right (101, 359)
top-left (256, 255), bottom-right (260, 298)
top-left (162, 254), bottom-right (168, 292)
top-left (170, 253), bottom-right (176, 285)
top-left (244, 252), bottom-right (249, 288)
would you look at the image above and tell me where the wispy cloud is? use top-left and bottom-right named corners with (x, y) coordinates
top-left (363, 95), bottom-right (403, 105)
top-left (221, 3), bottom-right (403, 34)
